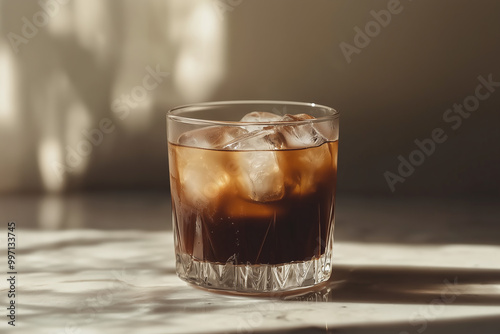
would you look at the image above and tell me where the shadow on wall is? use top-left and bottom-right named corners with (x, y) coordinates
top-left (1, 0), bottom-right (500, 198)
top-left (0, 0), bottom-right (225, 194)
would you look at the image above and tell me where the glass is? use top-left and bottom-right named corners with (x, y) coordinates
top-left (166, 101), bottom-right (339, 294)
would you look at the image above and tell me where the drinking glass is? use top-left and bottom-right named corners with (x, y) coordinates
top-left (167, 101), bottom-right (339, 293)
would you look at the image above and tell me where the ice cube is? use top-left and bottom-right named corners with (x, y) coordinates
top-left (175, 145), bottom-right (231, 208)
top-left (178, 126), bottom-right (246, 149)
top-left (282, 113), bottom-right (315, 121)
top-left (224, 127), bottom-right (285, 202)
top-left (294, 143), bottom-right (332, 195)
top-left (175, 127), bottom-right (241, 207)
top-left (279, 114), bottom-right (327, 148)
top-left (223, 127), bottom-right (285, 151)
top-left (237, 150), bottom-right (284, 202)
top-left (275, 113), bottom-right (333, 195)
top-left (240, 111), bottom-right (282, 123)
top-left (240, 111), bottom-right (282, 132)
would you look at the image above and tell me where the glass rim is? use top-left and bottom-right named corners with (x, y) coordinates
top-left (167, 100), bottom-right (339, 126)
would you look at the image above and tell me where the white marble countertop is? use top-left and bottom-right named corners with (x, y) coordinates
top-left (2, 228), bottom-right (500, 334)
top-left (1, 194), bottom-right (500, 333)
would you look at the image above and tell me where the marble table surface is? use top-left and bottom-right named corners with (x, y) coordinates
top-left (1, 195), bottom-right (500, 333)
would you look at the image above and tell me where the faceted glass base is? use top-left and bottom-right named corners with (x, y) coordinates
top-left (175, 251), bottom-right (333, 294)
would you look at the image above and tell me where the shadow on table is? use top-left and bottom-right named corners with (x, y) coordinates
top-left (225, 264), bottom-right (500, 334)
top-left (225, 314), bottom-right (500, 334)
top-left (18, 264), bottom-right (499, 332)
top-left (282, 264), bottom-right (500, 305)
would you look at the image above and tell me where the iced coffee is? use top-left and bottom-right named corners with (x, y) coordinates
top-left (167, 103), bottom-right (339, 293)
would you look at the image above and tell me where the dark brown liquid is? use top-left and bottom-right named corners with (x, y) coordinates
top-left (168, 141), bottom-right (338, 265)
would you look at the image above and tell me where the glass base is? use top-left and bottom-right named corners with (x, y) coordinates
top-left (175, 252), bottom-right (333, 294)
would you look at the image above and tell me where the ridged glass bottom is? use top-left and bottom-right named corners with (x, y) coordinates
top-left (176, 251), bottom-right (333, 293)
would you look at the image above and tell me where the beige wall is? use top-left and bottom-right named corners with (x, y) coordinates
top-left (1, 0), bottom-right (499, 197)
